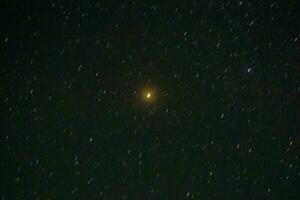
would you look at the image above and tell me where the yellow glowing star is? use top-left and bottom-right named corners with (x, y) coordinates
top-left (142, 89), bottom-right (155, 103)
top-left (146, 92), bottom-right (151, 99)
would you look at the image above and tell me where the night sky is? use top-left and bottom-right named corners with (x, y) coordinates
top-left (1, 0), bottom-right (300, 199)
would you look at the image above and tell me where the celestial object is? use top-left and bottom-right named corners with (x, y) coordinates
top-left (142, 88), bottom-right (155, 103)
top-left (2, 1), bottom-right (298, 199)
top-left (146, 92), bottom-right (151, 99)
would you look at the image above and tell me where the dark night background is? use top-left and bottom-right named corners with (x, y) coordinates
top-left (1, 0), bottom-right (299, 199)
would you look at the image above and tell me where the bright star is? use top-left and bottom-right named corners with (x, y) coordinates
top-left (146, 92), bottom-right (151, 98)
top-left (142, 89), bottom-right (155, 103)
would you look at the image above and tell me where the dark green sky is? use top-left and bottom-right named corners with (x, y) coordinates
top-left (1, 0), bottom-right (299, 199)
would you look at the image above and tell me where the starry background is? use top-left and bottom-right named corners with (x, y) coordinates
top-left (1, 0), bottom-right (300, 199)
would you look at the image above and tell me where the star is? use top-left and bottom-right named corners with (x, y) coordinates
top-left (146, 92), bottom-right (151, 99)
top-left (142, 89), bottom-right (155, 103)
